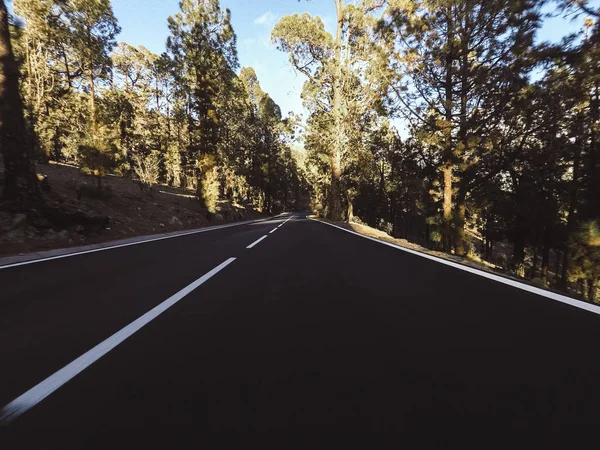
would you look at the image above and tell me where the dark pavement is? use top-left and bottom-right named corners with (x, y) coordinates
top-left (1, 213), bottom-right (599, 448)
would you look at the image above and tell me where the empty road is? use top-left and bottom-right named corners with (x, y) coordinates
top-left (1, 213), bottom-right (599, 448)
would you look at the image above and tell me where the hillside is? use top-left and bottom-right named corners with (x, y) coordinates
top-left (0, 162), bottom-right (265, 258)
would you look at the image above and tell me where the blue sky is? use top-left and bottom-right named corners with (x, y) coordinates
top-left (110, 0), bottom-right (600, 119)
top-left (112, 0), bottom-right (337, 119)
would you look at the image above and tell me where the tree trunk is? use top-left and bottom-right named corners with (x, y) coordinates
top-left (541, 229), bottom-right (551, 285)
top-left (346, 191), bottom-right (354, 223)
top-left (442, 10), bottom-right (454, 253)
top-left (512, 227), bottom-right (526, 277)
top-left (455, 186), bottom-right (467, 256)
top-left (329, 0), bottom-right (345, 221)
top-left (23, 34), bottom-right (46, 162)
top-left (560, 139), bottom-right (582, 289)
top-left (530, 246), bottom-right (538, 279)
top-left (329, 151), bottom-right (342, 220)
top-left (554, 250), bottom-right (562, 286)
top-left (87, 28), bottom-right (96, 132)
top-left (485, 216), bottom-right (494, 260)
top-left (581, 279), bottom-right (589, 300)
top-left (585, 81), bottom-right (599, 221)
top-left (89, 67), bottom-right (95, 131)
top-left (590, 278), bottom-right (598, 304)
top-left (455, 18), bottom-right (469, 257)
top-left (443, 164), bottom-right (453, 252)
top-left (0, 0), bottom-right (41, 205)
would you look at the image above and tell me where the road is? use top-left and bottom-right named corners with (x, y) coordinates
top-left (1, 213), bottom-right (599, 448)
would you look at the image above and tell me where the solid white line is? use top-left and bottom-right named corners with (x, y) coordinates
top-left (0, 219), bottom-right (268, 271)
top-left (247, 235), bottom-right (268, 249)
top-left (0, 257), bottom-right (237, 425)
top-left (313, 219), bottom-right (600, 317)
top-left (269, 228), bottom-right (277, 234)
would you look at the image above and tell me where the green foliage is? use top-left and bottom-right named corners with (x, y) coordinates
top-left (12, 0), bottom-right (599, 301)
top-left (10, 0), bottom-right (307, 215)
top-left (12, 0), bottom-right (119, 159)
top-left (569, 221), bottom-right (600, 284)
top-left (273, 1), bottom-right (391, 220)
top-left (78, 129), bottom-right (120, 182)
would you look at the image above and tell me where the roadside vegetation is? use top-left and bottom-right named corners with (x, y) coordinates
top-left (0, 0), bottom-right (598, 301)
top-left (0, 0), bottom-right (309, 255)
top-left (275, 0), bottom-right (600, 302)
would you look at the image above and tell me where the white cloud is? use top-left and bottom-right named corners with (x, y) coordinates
top-left (254, 11), bottom-right (277, 28)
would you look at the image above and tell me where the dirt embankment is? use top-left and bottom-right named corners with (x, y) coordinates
top-left (0, 162), bottom-right (265, 258)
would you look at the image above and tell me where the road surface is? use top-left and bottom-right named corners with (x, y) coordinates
top-left (1, 213), bottom-right (599, 448)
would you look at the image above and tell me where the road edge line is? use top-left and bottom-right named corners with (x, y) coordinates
top-left (0, 216), bottom-right (277, 270)
top-left (0, 257), bottom-right (237, 425)
top-left (312, 219), bottom-right (600, 316)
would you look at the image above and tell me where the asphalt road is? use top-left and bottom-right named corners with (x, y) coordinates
top-left (1, 213), bottom-right (599, 448)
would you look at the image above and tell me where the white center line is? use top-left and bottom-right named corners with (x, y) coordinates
top-left (0, 257), bottom-right (237, 425)
top-left (269, 228), bottom-right (277, 234)
top-left (246, 235), bottom-right (268, 249)
top-left (278, 217), bottom-right (292, 228)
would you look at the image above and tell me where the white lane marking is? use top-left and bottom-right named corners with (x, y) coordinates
top-left (0, 257), bottom-right (237, 425)
top-left (278, 216), bottom-right (292, 228)
top-left (314, 219), bottom-right (600, 317)
top-left (0, 217), bottom-right (274, 271)
top-left (269, 228), bottom-right (277, 234)
top-left (247, 235), bottom-right (268, 249)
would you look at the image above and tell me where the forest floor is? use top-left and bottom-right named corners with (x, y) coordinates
top-left (315, 216), bottom-right (575, 298)
top-left (0, 162), bottom-right (265, 258)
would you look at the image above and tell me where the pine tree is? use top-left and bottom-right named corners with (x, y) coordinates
top-left (166, 0), bottom-right (238, 207)
top-left (381, 0), bottom-right (542, 255)
top-left (0, 0), bottom-right (41, 205)
top-left (273, 0), bottom-right (389, 220)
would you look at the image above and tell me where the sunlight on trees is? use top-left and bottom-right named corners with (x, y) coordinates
top-left (1, 0), bottom-right (599, 301)
top-left (274, 0), bottom-right (600, 301)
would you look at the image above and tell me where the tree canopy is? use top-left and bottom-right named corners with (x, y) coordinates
top-left (1, 0), bottom-right (599, 301)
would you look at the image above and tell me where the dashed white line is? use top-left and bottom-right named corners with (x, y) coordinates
top-left (269, 228), bottom-right (277, 234)
top-left (278, 216), bottom-right (293, 228)
top-left (0, 257), bottom-right (237, 425)
top-left (247, 235), bottom-right (268, 249)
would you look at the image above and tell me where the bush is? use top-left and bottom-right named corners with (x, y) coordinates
top-left (132, 151), bottom-right (161, 197)
top-left (78, 133), bottom-right (119, 188)
top-left (196, 155), bottom-right (219, 212)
